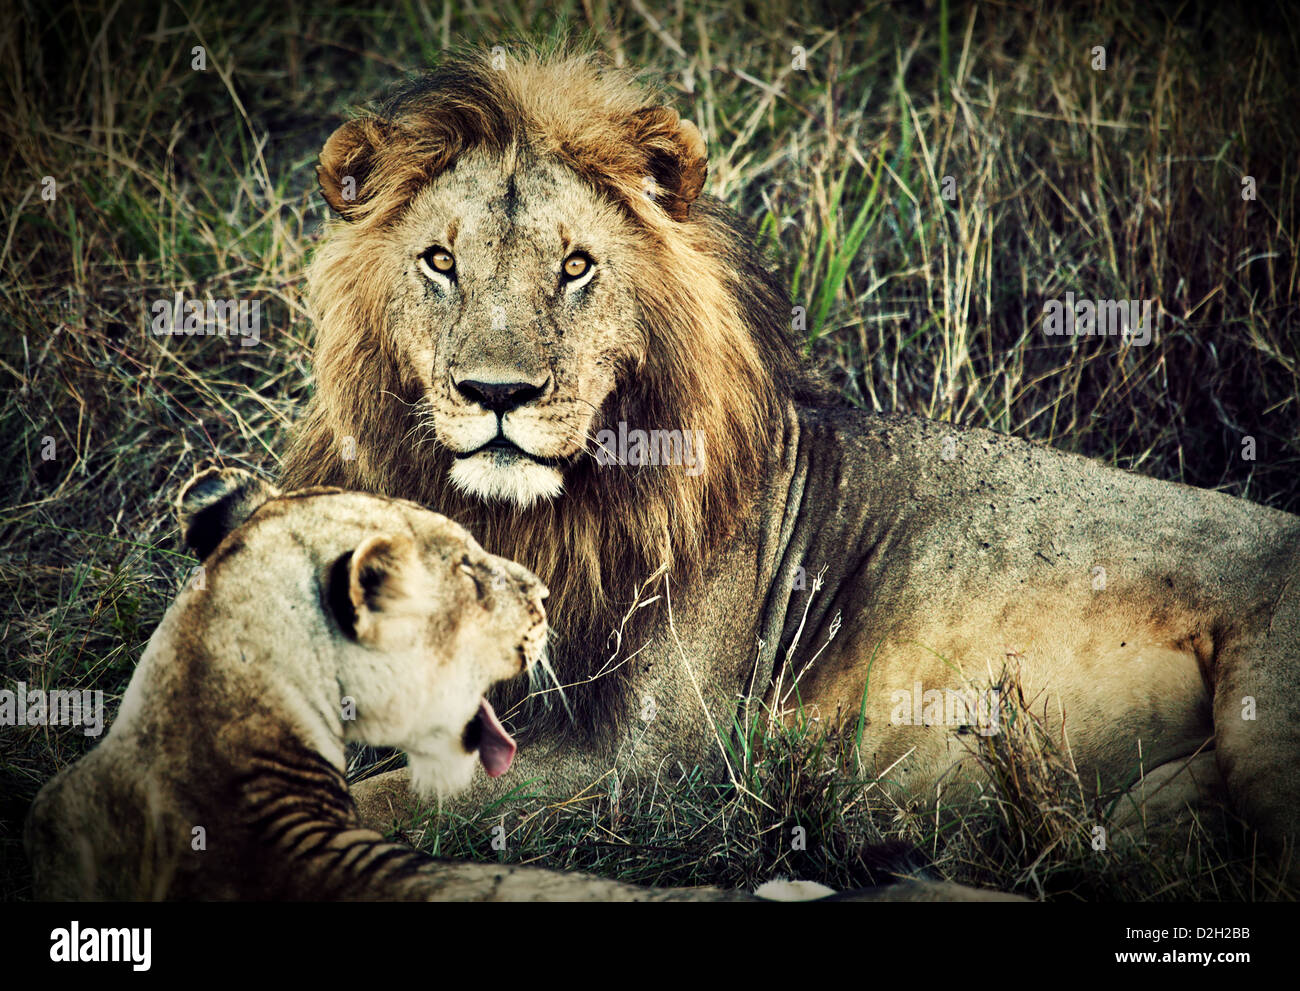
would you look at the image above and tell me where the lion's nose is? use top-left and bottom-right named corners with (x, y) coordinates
top-left (454, 377), bottom-right (548, 414)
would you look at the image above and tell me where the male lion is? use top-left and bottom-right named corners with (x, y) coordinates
top-left (283, 50), bottom-right (1300, 873)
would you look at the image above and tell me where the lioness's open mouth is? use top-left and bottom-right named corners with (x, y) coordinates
top-left (461, 697), bottom-right (517, 777)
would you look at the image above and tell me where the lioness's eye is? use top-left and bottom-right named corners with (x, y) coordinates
top-left (459, 557), bottom-right (485, 597)
top-left (562, 252), bottom-right (593, 281)
top-left (418, 246), bottom-right (456, 280)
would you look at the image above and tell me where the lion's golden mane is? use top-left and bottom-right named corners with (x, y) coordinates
top-left (283, 50), bottom-right (829, 734)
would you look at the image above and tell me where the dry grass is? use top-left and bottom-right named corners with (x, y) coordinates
top-left (1, 0), bottom-right (1297, 900)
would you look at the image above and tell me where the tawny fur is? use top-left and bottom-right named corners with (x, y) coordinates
top-left (282, 49), bottom-right (1300, 878)
top-left (284, 51), bottom-right (822, 736)
top-left (24, 469), bottom-right (1016, 902)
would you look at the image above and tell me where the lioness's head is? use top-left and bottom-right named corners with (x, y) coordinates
top-left (176, 467), bottom-right (548, 796)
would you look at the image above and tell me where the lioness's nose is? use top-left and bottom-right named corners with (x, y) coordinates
top-left (454, 377), bottom-right (548, 413)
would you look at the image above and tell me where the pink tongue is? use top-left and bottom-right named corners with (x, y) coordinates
top-left (476, 698), bottom-right (516, 778)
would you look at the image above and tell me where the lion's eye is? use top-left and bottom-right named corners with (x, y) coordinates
top-left (418, 246), bottom-right (456, 280)
top-left (562, 252), bottom-right (594, 283)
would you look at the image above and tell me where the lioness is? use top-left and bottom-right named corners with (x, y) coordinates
top-left (22, 468), bottom-right (723, 900)
top-left (282, 50), bottom-right (1300, 872)
top-left (26, 468), bottom-right (1012, 902)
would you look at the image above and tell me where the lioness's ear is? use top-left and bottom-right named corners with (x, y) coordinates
top-left (627, 106), bottom-right (708, 221)
top-left (177, 467), bottom-right (280, 560)
top-left (328, 534), bottom-right (418, 642)
top-left (318, 117), bottom-right (385, 219)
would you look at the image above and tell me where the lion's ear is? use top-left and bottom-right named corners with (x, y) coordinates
top-left (318, 117), bottom-right (385, 219)
top-left (177, 467), bottom-right (280, 560)
top-left (327, 534), bottom-right (419, 643)
top-left (627, 106), bottom-right (708, 221)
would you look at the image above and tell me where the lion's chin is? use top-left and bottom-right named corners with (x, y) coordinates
top-left (448, 452), bottom-right (564, 508)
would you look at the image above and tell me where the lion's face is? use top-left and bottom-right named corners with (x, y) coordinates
top-left (307, 54), bottom-right (725, 512)
top-left (384, 147), bottom-right (642, 507)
